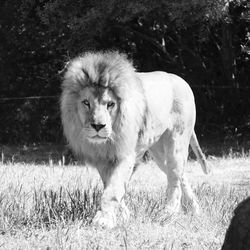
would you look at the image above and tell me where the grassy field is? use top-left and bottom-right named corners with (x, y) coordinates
top-left (0, 151), bottom-right (250, 249)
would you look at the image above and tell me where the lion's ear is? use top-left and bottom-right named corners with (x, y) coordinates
top-left (58, 61), bottom-right (70, 77)
top-left (81, 68), bottom-right (90, 81)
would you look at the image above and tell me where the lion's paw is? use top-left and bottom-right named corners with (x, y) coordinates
top-left (92, 210), bottom-right (117, 229)
top-left (181, 197), bottom-right (201, 215)
top-left (165, 198), bottom-right (181, 215)
top-left (188, 200), bottom-right (201, 215)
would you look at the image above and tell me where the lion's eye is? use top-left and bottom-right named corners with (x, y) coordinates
top-left (82, 100), bottom-right (90, 108)
top-left (107, 101), bottom-right (115, 109)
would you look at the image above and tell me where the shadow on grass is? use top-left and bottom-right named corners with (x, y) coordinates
top-left (0, 144), bottom-right (77, 165)
top-left (33, 187), bottom-right (101, 227)
top-left (0, 186), bottom-right (102, 234)
top-left (1, 137), bottom-right (250, 165)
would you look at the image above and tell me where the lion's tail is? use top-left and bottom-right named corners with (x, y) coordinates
top-left (190, 131), bottom-right (211, 174)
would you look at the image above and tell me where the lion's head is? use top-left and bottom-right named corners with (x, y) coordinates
top-left (75, 84), bottom-right (118, 144)
top-left (61, 51), bottom-right (146, 165)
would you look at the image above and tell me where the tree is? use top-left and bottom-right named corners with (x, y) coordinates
top-left (0, 0), bottom-right (249, 143)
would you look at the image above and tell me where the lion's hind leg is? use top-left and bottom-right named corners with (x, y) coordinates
top-left (180, 175), bottom-right (200, 215)
top-left (150, 131), bottom-right (200, 215)
top-left (178, 134), bottom-right (201, 215)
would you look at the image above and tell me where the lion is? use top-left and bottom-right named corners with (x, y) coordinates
top-left (60, 51), bottom-right (210, 228)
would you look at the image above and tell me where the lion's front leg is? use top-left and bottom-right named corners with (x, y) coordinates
top-left (93, 155), bottom-right (135, 228)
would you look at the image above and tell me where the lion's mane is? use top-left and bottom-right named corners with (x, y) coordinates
top-left (61, 51), bottom-right (146, 166)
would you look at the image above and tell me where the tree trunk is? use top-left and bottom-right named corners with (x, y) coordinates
top-left (221, 21), bottom-right (236, 86)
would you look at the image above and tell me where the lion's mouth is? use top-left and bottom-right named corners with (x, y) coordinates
top-left (88, 135), bottom-right (108, 143)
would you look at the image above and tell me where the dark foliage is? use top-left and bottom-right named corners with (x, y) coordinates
top-left (0, 0), bottom-right (249, 144)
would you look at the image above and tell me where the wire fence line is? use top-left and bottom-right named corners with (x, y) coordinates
top-left (0, 96), bottom-right (60, 102)
top-left (0, 85), bottom-right (249, 102)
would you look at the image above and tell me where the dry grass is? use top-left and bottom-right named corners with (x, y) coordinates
top-left (0, 155), bottom-right (249, 249)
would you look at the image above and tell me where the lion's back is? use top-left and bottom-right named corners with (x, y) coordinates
top-left (137, 71), bottom-right (196, 126)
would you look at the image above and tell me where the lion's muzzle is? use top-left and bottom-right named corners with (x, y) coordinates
top-left (91, 123), bottom-right (106, 132)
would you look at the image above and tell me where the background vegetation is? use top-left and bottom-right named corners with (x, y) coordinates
top-left (0, 0), bottom-right (249, 145)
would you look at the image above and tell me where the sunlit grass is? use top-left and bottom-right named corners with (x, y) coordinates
top-left (0, 156), bottom-right (249, 249)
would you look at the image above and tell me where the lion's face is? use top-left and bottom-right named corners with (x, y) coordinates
top-left (77, 86), bottom-right (119, 144)
top-left (61, 51), bottom-right (146, 160)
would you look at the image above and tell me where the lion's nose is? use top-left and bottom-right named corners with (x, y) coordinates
top-left (91, 123), bottom-right (106, 132)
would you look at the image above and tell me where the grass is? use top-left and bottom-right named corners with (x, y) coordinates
top-left (0, 150), bottom-right (249, 249)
